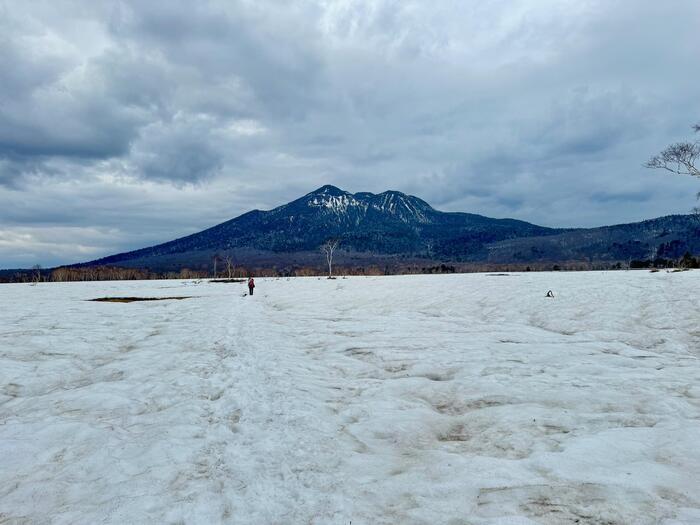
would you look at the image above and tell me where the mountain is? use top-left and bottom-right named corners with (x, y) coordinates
top-left (486, 214), bottom-right (700, 263)
top-left (84, 185), bottom-right (700, 271)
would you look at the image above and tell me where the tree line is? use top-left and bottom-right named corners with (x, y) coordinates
top-left (3, 254), bottom-right (697, 284)
top-left (1, 265), bottom-right (212, 283)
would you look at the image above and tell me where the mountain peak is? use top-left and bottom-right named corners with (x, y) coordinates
top-left (83, 184), bottom-right (700, 272)
top-left (310, 185), bottom-right (347, 197)
top-left (300, 185), bottom-right (437, 223)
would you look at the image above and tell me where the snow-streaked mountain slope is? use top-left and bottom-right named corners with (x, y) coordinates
top-left (89, 185), bottom-right (558, 268)
top-left (1, 271), bottom-right (699, 524)
top-left (86, 185), bottom-right (700, 272)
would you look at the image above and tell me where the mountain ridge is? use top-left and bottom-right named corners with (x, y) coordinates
top-left (82, 185), bottom-right (700, 271)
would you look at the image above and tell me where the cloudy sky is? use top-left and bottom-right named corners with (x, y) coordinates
top-left (1, 0), bottom-right (699, 268)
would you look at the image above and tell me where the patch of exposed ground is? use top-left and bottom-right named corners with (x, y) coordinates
top-left (89, 296), bottom-right (192, 303)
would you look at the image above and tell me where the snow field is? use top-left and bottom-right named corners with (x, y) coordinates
top-left (0, 271), bottom-right (699, 524)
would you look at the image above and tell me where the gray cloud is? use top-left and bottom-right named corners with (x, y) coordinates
top-left (1, 0), bottom-right (700, 267)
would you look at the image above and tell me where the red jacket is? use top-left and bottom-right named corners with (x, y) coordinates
top-left (248, 278), bottom-right (255, 288)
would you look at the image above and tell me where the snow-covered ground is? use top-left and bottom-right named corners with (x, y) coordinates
top-left (1, 272), bottom-right (699, 524)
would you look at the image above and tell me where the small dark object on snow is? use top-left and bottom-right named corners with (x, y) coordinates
top-left (545, 290), bottom-right (554, 298)
top-left (90, 296), bottom-right (191, 303)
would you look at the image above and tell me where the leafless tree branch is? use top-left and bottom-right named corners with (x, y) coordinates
top-left (224, 255), bottom-right (235, 279)
top-left (31, 264), bottom-right (41, 285)
top-left (321, 238), bottom-right (340, 278)
top-left (646, 123), bottom-right (700, 178)
top-left (645, 141), bottom-right (700, 177)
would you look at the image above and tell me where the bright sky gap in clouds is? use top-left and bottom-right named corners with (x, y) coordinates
top-left (1, 0), bottom-right (699, 268)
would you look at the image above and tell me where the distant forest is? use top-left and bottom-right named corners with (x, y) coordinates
top-left (2, 252), bottom-right (698, 283)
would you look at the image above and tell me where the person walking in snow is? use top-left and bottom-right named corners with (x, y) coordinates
top-left (248, 275), bottom-right (255, 296)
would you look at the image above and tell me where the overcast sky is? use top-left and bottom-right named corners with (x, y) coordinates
top-left (1, 0), bottom-right (699, 268)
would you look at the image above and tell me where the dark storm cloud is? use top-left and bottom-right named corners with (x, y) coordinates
top-left (112, 1), bottom-right (325, 116)
top-left (1, 0), bottom-right (700, 267)
top-left (0, 36), bottom-right (144, 164)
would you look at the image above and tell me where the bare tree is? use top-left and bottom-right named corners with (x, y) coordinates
top-left (31, 264), bottom-right (42, 285)
top-left (321, 238), bottom-right (340, 278)
top-left (224, 255), bottom-right (235, 279)
top-left (212, 254), bottom-right (220, 278)
top-left (647, 123), bottom-right (700, 214)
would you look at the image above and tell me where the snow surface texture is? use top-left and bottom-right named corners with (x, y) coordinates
top-left (1, 272), bottom-right (699, 524)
